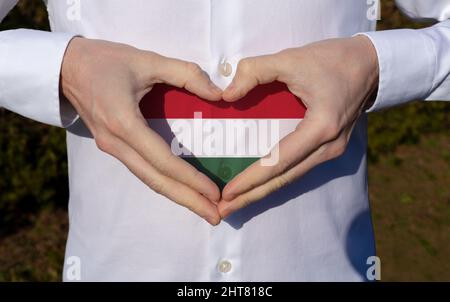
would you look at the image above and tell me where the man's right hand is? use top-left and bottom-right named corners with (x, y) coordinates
top-left (61, 37), bottom-right (223, 225)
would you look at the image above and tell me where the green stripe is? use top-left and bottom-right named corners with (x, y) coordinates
top-left (183, 157), bottom-right (259, 190)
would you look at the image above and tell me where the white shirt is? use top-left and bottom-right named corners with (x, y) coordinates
top-left (1, 0), bottom-right (449, 281)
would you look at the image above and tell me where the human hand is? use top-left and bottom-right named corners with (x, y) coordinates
top-left (61, 37), bottom-right (223, 225)
top-left (218, 35), bottom-right (379, 218)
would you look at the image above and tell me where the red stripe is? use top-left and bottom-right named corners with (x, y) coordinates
top-left (140, 81), bottom-right (307, 119)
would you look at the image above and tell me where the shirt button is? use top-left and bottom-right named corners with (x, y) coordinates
top-left (218, 260), bottom-right (232, 273)
top-left (219, 59), bottom-right (232, 77)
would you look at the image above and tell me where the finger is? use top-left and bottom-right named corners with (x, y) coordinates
top-left (106, 109), bottom-right (221, 203)
top-left (222, 112), bottom-right (338, 201)
top-left (153, 55), bottom-right (222, 101)
top-left (222, 54), bottom-right (281, 102)
top-left (131, 119), bottom-right (222, 203)
top-left (218, 136), bottom-right (346, 219)
top-left (96, 132), bottom-right (221, 225)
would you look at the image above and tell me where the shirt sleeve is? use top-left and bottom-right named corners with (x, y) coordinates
top-left (0, 1), bottom-right (79, 127)
top-left (358, 0), bottom-right (450, 112)
top-left (0, 0), bottom-right (16, 21)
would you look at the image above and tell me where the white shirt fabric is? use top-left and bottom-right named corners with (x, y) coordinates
top-left (1, 0), bottom-right (449, 281)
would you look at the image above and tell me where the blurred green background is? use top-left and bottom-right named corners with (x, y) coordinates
top-left (0, 0), bottom-right (449, 281)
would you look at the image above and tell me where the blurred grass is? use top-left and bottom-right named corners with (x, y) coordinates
top-left (369, 133), bottom-right (450, 281)
top-left (0, 208), bottom-right (67, 281)
top-left (0, 0), bottom-right (449, 281)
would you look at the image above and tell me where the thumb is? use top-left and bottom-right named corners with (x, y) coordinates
top-left (153, 55), bottom-right (223, 101)
top-left (222, 54), bottom-right (281, 102)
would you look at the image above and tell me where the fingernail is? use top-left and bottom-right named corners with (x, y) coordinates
top-left (220, 210), bottom-right (231, 220)
top-left (226, 81), bottom-right (236, 93)
top-left (206, 215), bottom-right (221, 226)
top-left (223, 194), bottom-right (235, 201)
top-left (223, 84), bottom-right (237, 102)
top-left (222, 185), bottom-right (236, 201)
top-left (221, 191), bottom-right (234, 201)
top-left (209, 81), bottom-right (222, 94)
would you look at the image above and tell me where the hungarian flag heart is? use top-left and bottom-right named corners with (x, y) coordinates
top-left (140, 82), bottom-right (306, 189)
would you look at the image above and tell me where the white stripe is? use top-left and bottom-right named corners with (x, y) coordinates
top-left (147, 119), bottom-right (302, 158)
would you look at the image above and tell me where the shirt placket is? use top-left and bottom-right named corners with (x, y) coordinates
top-left (207, 0), bottom-right (244, 282)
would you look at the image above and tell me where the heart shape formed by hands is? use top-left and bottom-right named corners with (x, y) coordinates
top-left (140, 36), bottom-right (378, 223)
top-left (140, 81), bottom-right (306, 213)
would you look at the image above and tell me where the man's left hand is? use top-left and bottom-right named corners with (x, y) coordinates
top-left (218, 35), bottom-right (379, 218)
